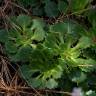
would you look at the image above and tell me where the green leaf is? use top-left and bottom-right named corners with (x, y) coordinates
top-left (50, 22), bottom-right (67, 33)
top-left (44, 33), bottom-right (61, 53)
top-left (51, 65), bottom-right (63, 79)
top-left (28, 78), bottom-right (42, 88)
top-left (20, 65), bottom-right (33, 79)
top-left (12, 46), bottom-right (32, 62)
top-left (16, 15), bottom-right (31, 28)
top-left (46, 79), bottom-right (58, 89)
top-left (50, 20), bottom-right (85, 36)
top-left (8, 29), bottom-right (21, 39)
top-left (70, 69), bottom-right (86, 83)
top-left (70, 0), bottom-right (91, 12)
top-left (31, 19), bottom-right (45, 41)
top-left (58, 1), bottom-right (68, 13)
top-left (32, 29), bottom-right (45, 41)
top-left (20, 65), bottom-right (42, 88)
top-left (44, 0), bottom-right (59, 17)
top-left (73, 36), bottom-right (92, 50)
top-left (76, 58), bottom-right (96, 72)
top-left (5, 41), bottom-right (17, 54)
top-left (32, 19), bottom-right (45, 29)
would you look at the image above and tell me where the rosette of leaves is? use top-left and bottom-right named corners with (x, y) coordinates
top-left (0, 15), bottom-right (45, 62)
top-left (44, 20), bottom-right (96, 84)
top-left (0, 15), bottom-right (64, 89)
top-left (0, 15), bottom-right (96, 89)
top-left (21, 44), bottom-right (63, 89)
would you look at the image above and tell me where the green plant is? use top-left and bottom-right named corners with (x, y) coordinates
top-left (0, 15), bottom-right (62, 89)
top-left (0, 14), bottom-right (96, 90)
top-left (17, 0), bottom-right (68, 17)
top-left (0, 15), bottom-right (45, 61)
top-left (17, 0), bottom-right (93, 17)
